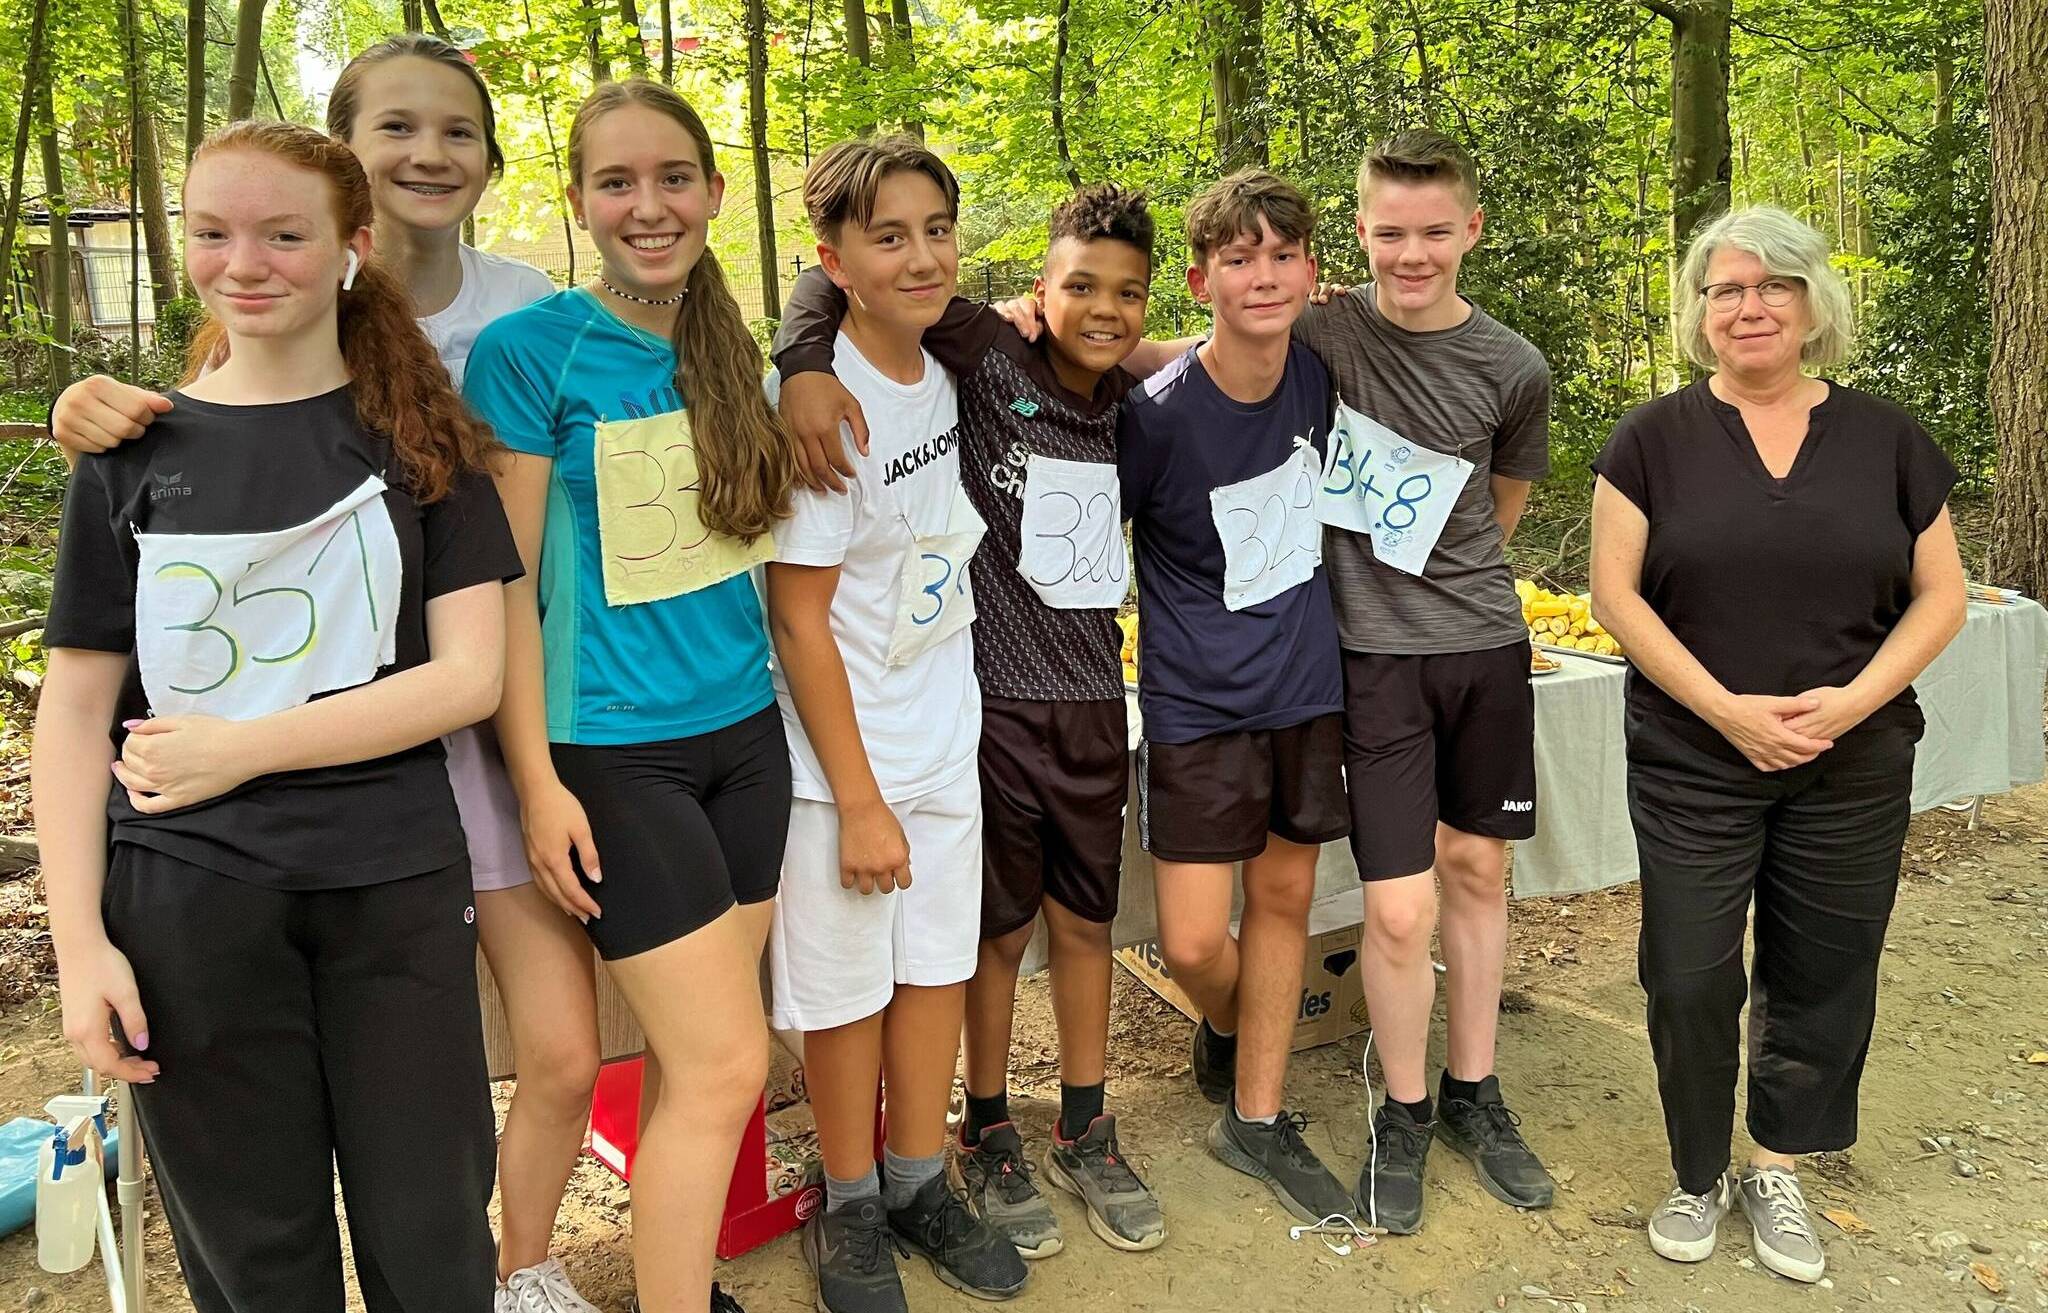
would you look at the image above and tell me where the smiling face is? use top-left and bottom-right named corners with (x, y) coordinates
top-left (1189, 214), bottom-right (1316, 343)
top-left (819, 167), bottom-right (959, 335)
top-left (183, 148), bottom-right (371, 343)
top-left (1358, 176), bottom-right (1482, 330)
top-left (1699, 246), bottom-right (1811, 380)
top-left (1036, 235), bottom-right (1150, 385)
top-left (340, 56), bottom-right (492, 238)
top-left (569, 102), bottom-right (724, 299)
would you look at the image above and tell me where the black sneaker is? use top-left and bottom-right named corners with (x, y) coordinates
top-left (950, 1123), bottom-right (1062, 1259)
top-left (710, 1282), bottom-right (745, 1313)
top-left (887, 1172), bottom-right (1030, 1301)
top-left (1435, 1076), bottom-right (1555, 1210)
top-left (1192, 1020), bottom-right (1235, 1105)
top-left (1044, 1114), bottom-right (1166, 1251)
top-left (804, 1196), bottom-right (907, 1313)
top-left (1207, 1108), bottom-right (1356, 1225)
top-left (1358, 1101), bottom-right (1432, 1234)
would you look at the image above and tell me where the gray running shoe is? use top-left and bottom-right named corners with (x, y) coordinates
top-left (950, 1124), bottom-right (1063, 1260)
top-left (1207, 1109), bottom-right (1356, 1225)
top-left (1192, 1021), bottom-right (1234, 1105)
top-left (1737, 1166), bottom-right (1826, 1282)
top-left (803, 1196), bottom-right (907, 1313)
top-left (1434, 1077), bottom-right (1555, 1209)
top-left (1357, 1101), bottom-right (1432, 1235)
top-left (1647, 1174), bottom-right (1733, 1264)
top-left (887, 1172), bottom-right (1030, 1301)
top-left (1044, 1114), bottom-right (1167, 1252)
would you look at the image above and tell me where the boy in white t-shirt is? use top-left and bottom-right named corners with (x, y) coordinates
top-left (765, 137), bottom-right (1030, 1313)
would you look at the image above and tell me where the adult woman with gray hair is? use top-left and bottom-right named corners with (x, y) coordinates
top-left (1588, 206), bottom-right (1966, 1283)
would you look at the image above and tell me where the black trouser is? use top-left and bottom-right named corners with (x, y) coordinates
top-left (1624, 710), bottom-right (1917, 1195)
top-left (103, 846), bottom-right (496, 1312)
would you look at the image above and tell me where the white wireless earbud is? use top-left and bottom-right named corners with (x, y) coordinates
top-left (342, 249), bottom-right (361, 291)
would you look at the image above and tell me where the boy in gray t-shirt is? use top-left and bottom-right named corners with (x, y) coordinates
top-left (1297, 130), bottom-right (1556, 1236)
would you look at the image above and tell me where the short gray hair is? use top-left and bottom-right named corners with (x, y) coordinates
top-left (1675, 206), bottom-right (1855, 371)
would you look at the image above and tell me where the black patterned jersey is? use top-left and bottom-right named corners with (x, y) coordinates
top-left (774, 267), bottom-right (1136, 701)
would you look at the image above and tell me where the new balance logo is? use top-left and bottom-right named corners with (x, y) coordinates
top-left (149, 472), bottom-right (193, 501)
top-left (1502, 799), bottom-right (1533, 812)
top-left (1009, 397), bottom-right (1040, 417)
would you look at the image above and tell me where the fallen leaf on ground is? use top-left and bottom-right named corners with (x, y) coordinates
top-left (1820, 1207), bottom-right (1872, 1235)
top-left (2026, 1052), bottom-right (2048, 1064)
top-left (1970, 1261), bottom-right (2004, 1294)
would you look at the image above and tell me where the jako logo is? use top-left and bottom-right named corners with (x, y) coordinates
top-left (1502, 799), bottom-right (1533, 812)
top-left (150, 472), bottom-right (193, 501)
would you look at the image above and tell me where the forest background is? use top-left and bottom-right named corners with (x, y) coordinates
top-left (0, 0), bottom-right (2042, 644)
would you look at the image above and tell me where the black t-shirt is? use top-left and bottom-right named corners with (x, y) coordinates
top-left (1592, 379), bottom-right (1957, 733)
top-left (44, 387), bottom-right (522, 888)
top-left (773, 267), bottom-right (1136, 702)
top-left (1116, 343), bottom-right (1344, 744)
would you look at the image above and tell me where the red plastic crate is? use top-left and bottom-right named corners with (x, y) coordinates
top-left (587, 1057), bottom-right (883, 1261)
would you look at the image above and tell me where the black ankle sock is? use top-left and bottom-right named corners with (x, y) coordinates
top-left (1058, 1082), bottom-right (1105, 1141)
top-left (964, 1091), bottom-right (1010, 1145)
top-left (1393, 1095), bottom-right (1433, 1124)
top-left (1440, 1074), bottom-right (1485, 1105)
top-left (1202, 1019), bottom-right (1238, 1058)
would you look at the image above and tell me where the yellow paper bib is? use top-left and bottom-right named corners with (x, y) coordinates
top-left (593, 411), bottom-right (774, 606)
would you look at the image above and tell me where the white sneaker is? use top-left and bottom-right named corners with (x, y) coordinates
top-left (504, 1257), bottom-right (601, 1313)
top-left (494, 1280), bottom-right (521, 1313)
top-left (1647, 1174), bottom-right (1734, 1263)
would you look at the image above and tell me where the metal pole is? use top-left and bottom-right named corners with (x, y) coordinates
top-left (117, 1080), bottom-right (145, 1312)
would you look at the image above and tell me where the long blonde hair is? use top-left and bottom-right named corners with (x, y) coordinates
top-left (569, 80), bottom-right (794, 544)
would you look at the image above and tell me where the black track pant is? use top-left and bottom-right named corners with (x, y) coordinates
top-left (103, 845), bottom-right (497, 1312)
top-left (1624, 710), bottom-right (1917, 1196)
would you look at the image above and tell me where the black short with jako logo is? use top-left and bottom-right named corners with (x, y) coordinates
top-left (1340, 640), bottom-right (1537, 880)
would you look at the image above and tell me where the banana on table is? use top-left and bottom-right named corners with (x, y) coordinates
top-left (1517, 579), bottom-right (1624, 659)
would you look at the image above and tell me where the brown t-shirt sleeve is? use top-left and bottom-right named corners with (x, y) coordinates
top-left (769, 264), bottom-right (846, 377)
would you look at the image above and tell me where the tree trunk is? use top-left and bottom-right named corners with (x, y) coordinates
top-left (1791, 64), bottom-right (1816, 218)
top-left (226, 0), bottom-right (269, 121)
top-left (402, 0), bottom-right (422, 31)
top-left (1211, 0), bottom-right (1266, 170)
top-left (424, 0), bottom-right (452, 38)
top-left (746, 0), bottom-right (780, 319)
top-left (185, 0), bottom-right (207, 159)
top-left (621, 0), bottom-right (648, 75)
top-left (842, 0), bottom-right (872, 64)
top-left (121, 0), bottom-right (176, 308)
top-left (40, 79), bottom-right (71, 393)
top-left (1986, 0), bottom-right (2048, 599)
top-left (0, 0), bottom-right (51, 286)
top-left (1050, 0), bottom-right (1082, 188)
top-left (1658, 0), bottom-right (1732, 256)
top-left (660, 0), bottom-right (673, 81)
top-left (584, 0), bottom-right (611, 84)
top-left (886, 0), bottom-right (922, 141)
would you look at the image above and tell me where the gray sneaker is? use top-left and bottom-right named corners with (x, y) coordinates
top-left (1647, 1174), bottom-right (1733, 1264)
top-left (1044, 1114), bottom-right (1166, 1252)
top-left (1207, 1108), bottom-right (1356, 1225)
top-left (803, 1196), bottom-right (907, 1313)
top-left (1737, 1166), bottom-right (1826, 1282)
top-left (950, 1124), bottom-right (1063, 1260)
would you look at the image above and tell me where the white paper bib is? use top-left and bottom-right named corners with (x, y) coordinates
top-left (1015, 455), bottom-right (1128, 609)
top-left (1312, 400), bottom-right (1473, 576)
top-left (593, 411), bottom-right (775, 606)
top-left (134, 475), bottom-right (402, 720)
top-left (887, 486), bottom-right (987, 667)
top-left (1208, 443), bottom-right (1322, 612)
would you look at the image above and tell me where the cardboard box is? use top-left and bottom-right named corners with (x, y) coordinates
top-left (1114, 889), bottom-right (1370, 1052)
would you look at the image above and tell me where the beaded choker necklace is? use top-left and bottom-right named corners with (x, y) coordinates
top-left (600, 276), bottom-right (687, 307)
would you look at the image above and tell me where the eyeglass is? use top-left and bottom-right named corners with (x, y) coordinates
top-left (1700, 278), bottom-right (1803, 311)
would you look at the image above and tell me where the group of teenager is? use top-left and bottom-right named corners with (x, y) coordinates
top-left (30, 28), bottom-right (1969, 1313)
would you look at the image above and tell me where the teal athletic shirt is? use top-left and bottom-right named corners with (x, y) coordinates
top-left (464, 288), bottom-right (775, 745)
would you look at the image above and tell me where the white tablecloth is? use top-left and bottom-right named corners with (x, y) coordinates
top-left (1022, 597), bottom-right (2048, 969)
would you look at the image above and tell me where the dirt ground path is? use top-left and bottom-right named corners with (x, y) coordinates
top-left (4, 783), bottom-right (2044, 1313)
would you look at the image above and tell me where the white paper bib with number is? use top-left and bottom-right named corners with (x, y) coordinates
top-left (134, 475), bottom-right (402, 720)
top-left (1016, 455), bottom-right (1127, 610)
top-left (888, 486), bottom-right (987, 667)
top-left (594, 411), bottom-right (775, 607)
top-left (1209, 443), bottom-right (1323, 612)
top-left (1312, 400), bottom-right (1474, 576)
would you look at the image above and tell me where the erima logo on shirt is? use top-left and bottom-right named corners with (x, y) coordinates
top-left (1502, 799), bottom-right (1533, 812)
top-left (149, 472), bottom-right (193, 501)
top-left (882, 428), bottom-right (959, 486)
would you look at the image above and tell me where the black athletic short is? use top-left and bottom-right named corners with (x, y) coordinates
top-left (979, 696), bottom-right (1128, 936)
top-left (1137, 714), bottom-right (1350, 864)
top-left (549, 703), bottom-right (792, 960)
top-left (1340, 640), bottom-right (1537, 880)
